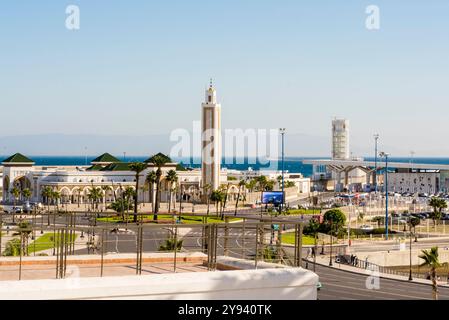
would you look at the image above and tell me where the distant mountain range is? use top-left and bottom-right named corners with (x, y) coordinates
top-left (0, 133), bottom-right (442, 157)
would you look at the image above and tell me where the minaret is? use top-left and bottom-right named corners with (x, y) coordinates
top-left (201, 80), bottom-right (222, 191)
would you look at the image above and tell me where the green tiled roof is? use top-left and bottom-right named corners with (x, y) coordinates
top-left (100, 163), bottom-right (132, 171)
top-left (144, 153), bottom-right (172, 164)
top-left (86, 164), bottom-right (104, 171)
top-left (2, 153), bottom-right (34, 164)
top-left (91, 153), bottom-right (122, 163)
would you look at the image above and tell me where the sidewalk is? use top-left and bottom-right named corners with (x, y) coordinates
top-left (310, 255), bottom-right (449, 288)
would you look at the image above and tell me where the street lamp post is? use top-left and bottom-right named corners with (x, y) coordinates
top-left (409, 222), bottom-right (413, 281)
top-left (374, 134), bottom-right (379, 193)
top-left (279, 128), bottom-right (286, 214)
top-left (379, 152), bottom-right (390, 240)
top-left (329, 219), bottom-right (333, 267)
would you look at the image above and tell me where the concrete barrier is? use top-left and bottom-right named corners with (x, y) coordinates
top-left (0, 267), bottom-right (318, 300)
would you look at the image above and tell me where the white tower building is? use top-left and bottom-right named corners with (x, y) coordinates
top-left (332, 118), bottom-right (350, 160)
top-left (201, 81), bottom-right (222, 191)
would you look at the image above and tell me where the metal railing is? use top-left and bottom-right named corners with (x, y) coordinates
top-left (336, 254), bottom-right (449, 282)
top-left (0, 212), bottom-right (304, 281)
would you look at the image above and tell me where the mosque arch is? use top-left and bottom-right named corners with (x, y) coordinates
top-left (59, 187), bottom-right (72, 204)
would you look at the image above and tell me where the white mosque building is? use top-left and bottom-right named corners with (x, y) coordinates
top-left (0, 83), bottom-right (228, 206)
top-left (1, 83), bottom-right (309, 206)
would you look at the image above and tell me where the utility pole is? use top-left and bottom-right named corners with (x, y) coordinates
top-left (280, 128), bottom-right (286, 213)
top-left (409, 222), bottom-right (413, 281)
top-left (374, 134), bottom-right (379, 193)
top-left (380, 152), bottom-right (390, 240)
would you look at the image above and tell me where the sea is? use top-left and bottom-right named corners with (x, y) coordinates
top-left (3, 156), bottom-right (449, 178)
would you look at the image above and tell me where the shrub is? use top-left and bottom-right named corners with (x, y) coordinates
top-left (159, 238), bottom-right (183, 252)
top-left (371, 228), bottom-right (397, 235)
top-left (3, 239), bottom-right (21, 256)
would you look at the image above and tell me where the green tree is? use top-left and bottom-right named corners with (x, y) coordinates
top-left (3, 238), bottom-right (21, 256)
top-left (87, 187), bottom-right (102, 211)
top-left (409, 216), bottom-right (420, 242)
top-left (234, 180), bottom-right (246, 216)
top-left (108, 199), bottom-right (133, 220)
top-left (428, 197), bottom-right (447, 226)
top-left (210, 190), bottom-right (225, 218)
top-left (266, 180), bottom-right (275, 191)
top-left (147, 153), bottom-right (172, 221)
top-left (146, 171), bottom-right (157, 211)
top-left (13, 220), bottom-right (32, 256)
top-left (246, 179), bottom-right (257, 193)
top-left (165, 170), bottom-right (178, 214)
top-left (101, 185), bottom-right (112, 209)
top-left (203, 183), bottom-right (212, 223)
top-left (10, 187), bottom-right (21, 224)
top-left (123, 187), bottom-right (136, 221)
top-left (129, 162), bottom-right (148, 223)
top-left (41, 186), bottom-right (53, 225)
top-left (22, 188), bottom-right (32, 203)
top-left (159, 238), bottom-right (183, 252)
top-left (419, 247), bottom-right (442, 300)
top-left (323, 209), bottom-right (346, 236)
top-left (52, 190), bottom-right (61, 212)
top-left (371, 216), bottom-right (384, 227)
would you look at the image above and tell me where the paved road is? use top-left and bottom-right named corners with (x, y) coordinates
top-left (312, 263), bottom-right (449, 300)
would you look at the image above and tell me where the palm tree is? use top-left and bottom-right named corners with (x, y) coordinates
top-left (210, 190), bottom-right (224, 218)
top-left (87, 187), bottom-right (102, 213)
top-left (101, 185), bottom-right (112, 210)
top-left (14, 220), bottom-right (32, 256)
top-left (146, 171), bottom-right (157, 211)
top-left (129, 162), bottom-right (148, 223)
top-left (165, 170), bottom-right (178, 214)
top-left (409, 216), bottom-right (420, 242)
top-left (308, 218), bottom-right (321, 272)
top-left (10, 187), bottom-right (20, 224)
top-left (41, 186), bottom-right (53, 225)
top-left (234, 180), bottom-right (246, 216)
top-left (220, 184), bottom-right (231, 220)
top-left (428, 197), bottom-right (447, 226)
top-left (246, 179), bottom-right (257, 193)
top-left (257, 176), bottom-right (268, 205)
top-left (276, 175), bottom-right (283, 189)
top-left (22, 188), bottom-right (32, 203)
top-left (123, 187), bottom-right (136, 222)
top-left (10, 186), bottom-right (20, 205)
top-left (419, 247), bottom-right (442, 300)
top-left (147, 154), bottom-right (172, 221)
top-left (203, 184), bottom-right (212, 223)
top-left (52, 190), bottom-right (61, 212)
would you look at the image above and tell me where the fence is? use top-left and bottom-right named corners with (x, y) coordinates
top-left (336, 253), bottom-right (449, 282)
top-left (0, 212), bottom-right (304, 281)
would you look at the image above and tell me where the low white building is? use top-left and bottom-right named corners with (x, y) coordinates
top-left (227, 168), bottom-right (310, 195)
top-left (1, 153), bottom-right (212, 205)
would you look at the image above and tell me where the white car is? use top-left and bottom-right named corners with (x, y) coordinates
top-left (360, 225), bottom-right (374, 231)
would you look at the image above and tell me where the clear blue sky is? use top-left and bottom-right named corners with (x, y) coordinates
top-left (1, 1), bottom-right (448, 156)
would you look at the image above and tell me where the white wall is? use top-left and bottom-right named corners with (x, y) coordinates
top-left (0, 267), bottom-right (318, 300)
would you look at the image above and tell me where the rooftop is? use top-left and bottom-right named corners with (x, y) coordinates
top-left (1, 153), bottom-right (35, 165)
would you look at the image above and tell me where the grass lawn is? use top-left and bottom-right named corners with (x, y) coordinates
top-left (285, 209), bottom-right (321, 215)
top-left (96, 214), bottom-right (242, 224)
top-left (28, 232), bottom-right (78, 254)
top-left (281, 233), bottom-right (317, 245)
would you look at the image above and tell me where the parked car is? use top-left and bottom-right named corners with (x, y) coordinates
top-left (360, 225), bottom-right (374, 231)
top-left (3, 206), bottom-right (22, 214)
